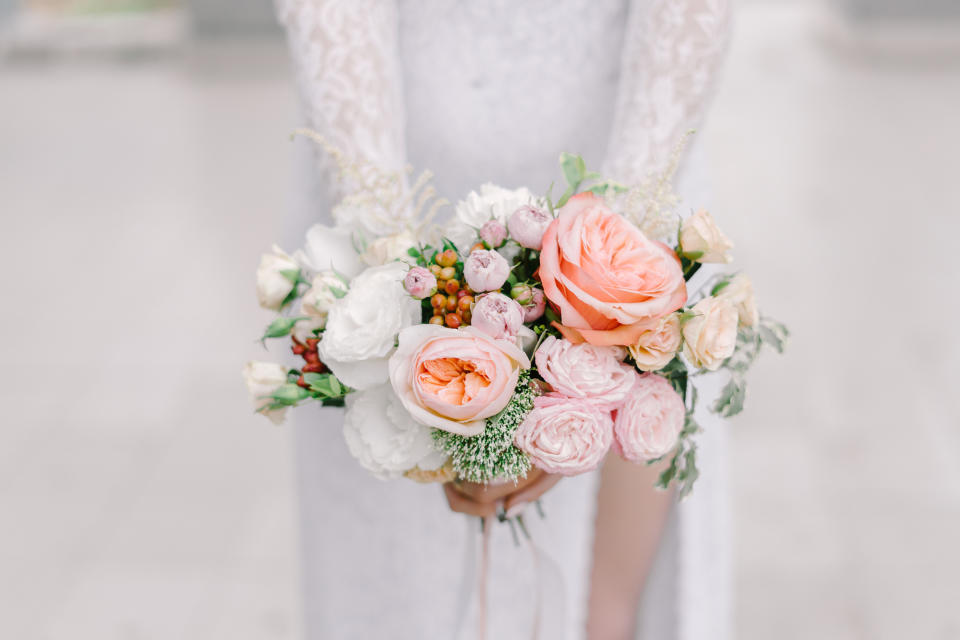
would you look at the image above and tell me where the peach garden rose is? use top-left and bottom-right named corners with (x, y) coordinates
top-left (388, 325), bottom-right (530, 436)
top-left (538, 193), bottom-right (687, 346)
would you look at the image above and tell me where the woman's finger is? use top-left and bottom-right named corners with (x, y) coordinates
top-left (443, 482), bottom-right (497, 517)
top-left (454, 468), bottom-right (545, 504)
top-left (503, 472), bottom-right (560, 516)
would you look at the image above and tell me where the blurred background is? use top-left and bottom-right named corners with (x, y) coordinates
top-left (1, 0), bottom-right (958, 638)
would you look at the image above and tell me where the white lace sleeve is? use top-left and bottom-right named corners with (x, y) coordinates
top-left (603, 0), bottom-right (732, 184)
top-left (275, 0), bottom-right (407, 200)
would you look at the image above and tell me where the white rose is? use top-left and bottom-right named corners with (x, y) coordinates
top-left (317, 262), bottom-right (421, 390)
top-left (292, 316), bottom-right (326, 342)
top-left (242, 361), bottom-right (289, 424)
top-left (255, 245), bottom-right (298, 311)
top-left (300, 270), bottom-right (345, 320)
top-left (679, 210), bottom-right (733, 264)
top-left (343, 384), bottom-right (447, 480)
top-left (682, 296), bottom-right (739, 371)
top-left (362, 229), bottom-right (418, 267)
top-left (717, 273), bottom-right (759, 327)
top-left (294, 223), bottom-right (365, 280)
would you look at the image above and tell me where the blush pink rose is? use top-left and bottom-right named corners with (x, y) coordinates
top-left (514, 393), bottom-right (613, 476)
top-left (508, 204), bottom-right (552, 250)
top-left (539, 193), bottom-right (687, 346)
top-left (613, 373), bottom-right (685, 463)
top-left (471, 292), bottom-right (524, 341)
top-left (534, 335), bottom-right (635, 410)
top-left (510, 283), bottom-right (547, 322)
top-left (463, 249), bottom-right (510, 293)
top-left (388, 325), bottom-right (530, 436)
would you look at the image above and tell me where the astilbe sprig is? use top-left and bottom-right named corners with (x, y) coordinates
top-left (432, 370), bottom-right (536, 484)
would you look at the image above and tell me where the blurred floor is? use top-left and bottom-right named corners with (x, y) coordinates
top-left (0, 3), bottom-right (958, 639)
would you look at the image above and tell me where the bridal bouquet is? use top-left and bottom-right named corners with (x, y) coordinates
top-left (244, 136), bottom-right (786, 496)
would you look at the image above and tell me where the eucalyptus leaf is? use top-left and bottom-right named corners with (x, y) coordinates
top-left (678, 445), bottom-right (700, 499)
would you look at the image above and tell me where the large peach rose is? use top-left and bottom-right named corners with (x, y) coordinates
top-left (539, 193), bottom-right (687, 346)
top-left (388, 325), bottom-right (530, 436)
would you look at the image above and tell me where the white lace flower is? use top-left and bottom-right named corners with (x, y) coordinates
top-left (343, 384), bottom-right (447, 480)
top-left (317, 262), bottom-right (420, 390)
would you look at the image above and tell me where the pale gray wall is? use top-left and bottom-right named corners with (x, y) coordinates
top-left (832, 0), bottom-right (960, 21)
top-left (187, 0), bottom-right (280, 36)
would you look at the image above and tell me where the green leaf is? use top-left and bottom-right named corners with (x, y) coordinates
top-left (758, 325), bottom-right (784, 354)
top-left (268, 383), bottom-right (310, 405)
top-left (712, 377), bottom-right (747, 417)
top-left (556, 185), bottom-right (576, 209)
top-left (681, 250), bottom-right (705, 261)
top-left (656, 450), bottom-right (680, 490)
top-left (559, 152), bottom-right (586, 188)
top-left (279, 268), bottom-right (301, 284)
top-left (329, 286), bottom-right (348, 299)
top-left (406, 246), bottom-right (422, 259)
top-left (711, 277), bottom-right (732, 296)
top-left (678, 445), bottom-right (700, 499)
top-left (544, 306), bottom-right (561, 325)
top-left (262, 316), bottom-right (306, 339)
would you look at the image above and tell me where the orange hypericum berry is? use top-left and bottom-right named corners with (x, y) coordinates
top-left (430, 293), bottom-right (446, 308)
top-left (461, 310), bottom-right (472, 324)
top-left (429, 315), bottom-right (445, 326)
top-left (457, 295), bottom-right (474, 311)
top-left (439, 266), bottom-right (457, 281)
top-left (444, 279), bottom-right (460, 295)
top-left (469, 242), bottom-right (485, 254)
top-left (445, 313), bottom-right (461, 328)
top-left (428, 264), bottom-right (442, 278)
top-left (437, 249), bottom-right (458, 267)
top-left (445, 295), bottom-right (458, 311)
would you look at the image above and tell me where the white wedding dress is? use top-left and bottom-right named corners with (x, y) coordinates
top-left (275, 1), bottom-right (732, 638)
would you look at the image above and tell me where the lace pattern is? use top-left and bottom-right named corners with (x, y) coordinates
top-left (604, 0), bottom-right (732, 184)
top-left (276, 0), bottom-right (408, 201)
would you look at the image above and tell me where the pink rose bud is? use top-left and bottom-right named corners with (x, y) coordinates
top-left (507, 204), bottom-right (552, 251)
top-left (613, 373), bottom-right (685, 463)
top-left (471, 292), bottom-right (524, 341)
top-left (463, 249), bottom-right (510, 293)
top-left (479, 220), bottom-right (508, 249)
top-left (404, 266), bottom-right (438, 299)
top-left (512, 284), bottom-right (546, 322)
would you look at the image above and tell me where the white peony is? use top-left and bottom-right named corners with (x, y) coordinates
top-left (294, 223), bottom-right (365, 280)
top-left (361, 229), bottom-right (418, 267)
top-left (446, 184), bottom-right (538, 252)
top-left (242, 361), bottom-right (289, 425)
top-left (255, 245), bottom-right (298, 311)
top-left (343, 384), bottom-right (447, 480)
top-left (317, 262), bottom-right (421, 390)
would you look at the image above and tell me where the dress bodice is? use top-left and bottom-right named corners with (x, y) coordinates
top-left (398, 0), bottom-right (629, 197)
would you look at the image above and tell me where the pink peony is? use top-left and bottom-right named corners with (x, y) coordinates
top-left (534, 335), bottom-right (635, 410)
top-left (479, 220), bottom-right (508, 249)
top-left (403, 266), bottom-right (438, 299)
top-left (463, 249), bottom-right (510, 293)
top-left (514, 393), bottom-right (613, 476)
top-left (507, 204), bottom-right (552, 250)
top-left (388, 324), bottom-right (530, 436)
top-left (613, 373), bottom-right (685, 463)
top-left (539, 193), bottom-right (687, 346)
top-left (471, 292), bottom-right (524, 341)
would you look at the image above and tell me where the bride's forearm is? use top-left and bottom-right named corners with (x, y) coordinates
top-left (587, 454), bottom-right (674, 640)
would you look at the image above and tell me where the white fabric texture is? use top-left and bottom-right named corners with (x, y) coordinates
top-left (277, 1), bottom-right (732, 638)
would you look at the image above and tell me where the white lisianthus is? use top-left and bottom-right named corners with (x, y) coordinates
top-left (255, 245), bottom-right (298, 311)
top-left (362, 229), bottom-right (418, 267)
top-left (242, 361), bottom-right (289, 424)
top-left (682, 296), bottom-right (739, 371)
top-left (717, 273), bottom-right (759, 327)
top-left (679, 210), bottom-right (733, 263)
top-left (446, 184), bottom-right (538, 252)
top-left (317, 262), bottom-right (420, 390)
top-left (294, 223), bottom-right (365, 280)
top-left (300, 270), bottom-right (346, 319)
top-left (343, 383), bottom-right (447, 480)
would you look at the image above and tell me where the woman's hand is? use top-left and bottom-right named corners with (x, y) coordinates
top-left (443, 468), bottom-right (560, 518)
